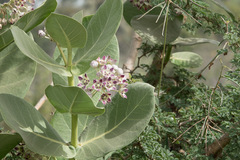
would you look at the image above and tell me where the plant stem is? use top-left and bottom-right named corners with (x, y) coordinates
top-left (71, 114), bottom-right (78, 147)
top-left (56, 42), bottom-right (67, 66)
top-left (158, 1), bottom-right (170, 97)
top-left (67, 46), bottom-right (78, 160)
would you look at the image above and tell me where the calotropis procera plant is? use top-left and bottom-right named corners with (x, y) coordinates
top-left (0, 0), bottom-right (155, 160)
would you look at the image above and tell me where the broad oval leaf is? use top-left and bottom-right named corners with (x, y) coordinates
top-left (0, 0), bottom-right (57, 51)
top-left (46, 13), bottom-right (87, 48)
top-left (0, 133), bottom-right (22, 159)
top-left (76, 82), bottom-right (155, 159)
top-left (11, 26), bottom-right (71, 76)
top-left (131, 15), bottom-right (182, 44)
top-left (51, 112), bottom-right (94, 143)
top-left (73, 0), bottom-right (122, 74)
top-left (0, 94), bottom-right (76, 158)
top-left (45, 85), bottom-right (105, 115)
top-left (171, 37), bottom-right (220, 46)
top-left (0, 43), bottom-right (36, 98)
top-left (170, 51), bottom-right (203, 68)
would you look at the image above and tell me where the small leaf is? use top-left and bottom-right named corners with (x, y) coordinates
top-left (45, 85), bottom-right (105, 115)
top-left (11, 26), bottom-right (71, 76)
top-left (0, 133), bottom-right (22, 159)
top-left (46, 13), bottom-right (87, 48)
top-left (0, 94), bottom-right (76, 158)
top-left (72, 10), bottom-right (84, 22)
top-left (76, 82), bottom-right (155, 159)
top-left (171, 37), bottom-right (220, 46)
top-left (0, 43), bottom-right (36, 98)
top-left (131, 15), bottom-right (182, 44)
top-left (170, 51), bottom-right (203, 68)
top-left (0, 0), bottom-right (57, 51)
top-left (51, 112), bottom-right (94, 143)
top-left (73, 0), bottom-right (122, 74)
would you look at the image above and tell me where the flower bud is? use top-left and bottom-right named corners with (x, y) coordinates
top-left (90, 60), bottom-right (98, 68)
top-left (116, 67), bottom-right (123, 75)
top-left (38, 30), bottom-right (46, 37)
top-left (2, 18), bottom-right (7, 25)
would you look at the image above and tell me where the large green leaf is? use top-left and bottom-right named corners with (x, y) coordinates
top-left (170, 51), bottom-right (203, 68)
top-left (131, 15), bottom-right (182, 44)
top-left (210, 0), bottom-right (236, 22)
top-left (45, 85), bottom-right (105, 115)
top-left (0, 133), bottom-right (22, 159)
top-left (51, 112), bottom-right (94, 143)
top-left (171, 37), bottom-right (220, 46)
top-left (0, 0), bottom-right (57, 51)
top-left (73, 0), bottom-right (122, 74)
top-left (0, 43), bottom-right (36, 98)
top-left (11, 26), bottom-right (71, 76)
top-left (0, 94), bottom-right (76, 158)
top-left (45, 13), bottom-right (87, 48)
top-left (76, 82), bottom-right (155, 159)
top-left (123, 1), bottom-right (159, 25)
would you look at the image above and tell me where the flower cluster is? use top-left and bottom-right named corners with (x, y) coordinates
top-left (78, 56), bottom-right (128, 105)
top-left (129, 0), bottom-right (152, 11)
top-left (0, 0), bottom-right (34, 29)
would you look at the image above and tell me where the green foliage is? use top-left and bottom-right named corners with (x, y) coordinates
top-left (0, 133), bottom-right (22, 159)
top-left (73, 0), bottom-right (122, 74)
top-left (51, 112), bottom-right (94, 143)
top-left (76, 83), bottom-right (155, 159)
top-left (11, 26), bottom-right (72, 76)
top-left (131, 15), bottom-right (182, 44)
top-left (170, 51), bottom-right (203, 68)
top-left (0, 94), bottom-right (76, 158)
top-left (45, 85), bottom-right (104, 115)
top-left (0, 0), bottom-right (57, 51)
top-left (45, 13), bottom-right (87, 48)
top-left (0, 43), bottom-right (36, 98)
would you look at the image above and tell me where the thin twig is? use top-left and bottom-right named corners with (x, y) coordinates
top-left (190, 0), bottom-right (207, 9)
top-left (170, 0), bottom-right (202, 25)
top-left (173, 117), bottom-right (205, 143)
top-left (156, 2), bottom-right (166, 23)
top-left (35, 95), bottom-right (47, 110)
top-left (137, 2), bottom-right (165, 20)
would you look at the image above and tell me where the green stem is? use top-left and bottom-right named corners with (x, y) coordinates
top-left (71, 114), bottom-right (78, 147)
top-left (163, 45), bottom-right (172, 67)
top-left (158, 1), bottom-right (170, 97)
top-left (66, 46), bottom-right (78, 160)
top-left (56, 42), bottom-right (67, 66)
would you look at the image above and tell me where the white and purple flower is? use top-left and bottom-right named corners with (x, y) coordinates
top-left (78, 56), bottom-right (128, 105)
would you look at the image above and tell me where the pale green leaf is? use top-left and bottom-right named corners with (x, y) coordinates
top-left (73, 0), bottom-right (122, 74)
top-left (131, 15), bottom-right (182, 44)
top-left (0, 133), bottom-right (22, 159)
top-left (0, 43), bottom-right (36, 98)
top-left (0, 94), bottom-right (76, 158)
top-left (45, 85), bottom-right (104, 115)
top-left (72, 10), bottom-right (84, 22)
top-left (11, 26), bottom-right (71, 76)
top-left (45, 13), bottom-right (87, 48)
top-left (76, 82), bottom-right (155, 159)
top-left (170, 51), bottom-right (203, 68)
top-left (0, 0), bottom-right (57, 51)
top-left (171, 37), bottom-right (220, 46)
top-left (51, 112), bottom-right (94, 143)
